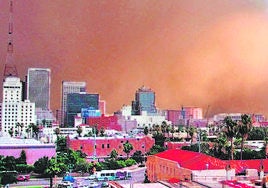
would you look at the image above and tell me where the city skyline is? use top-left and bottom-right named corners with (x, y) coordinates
top-left (1, 1), bottom-right (268, 117)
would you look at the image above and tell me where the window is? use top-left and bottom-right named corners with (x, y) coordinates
top-left (102, 144), bottom-right (104, 149)
top-left (107, 144), bottom-right (110, 148)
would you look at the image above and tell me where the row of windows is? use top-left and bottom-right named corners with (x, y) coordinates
top-left (82, 144), bottom-right (145, 149)
top-left (159, 164), bottom-right (175, 176)
top-left (4, 86), bottom-right (21, 88)
top-left (4, 94), bottom-right (19, 97)
top-left (3, 104), bottom-right (33, 108)
top-left (4, 112), bottom-right (33, 116)
top-left (4, 121), bottom-right (32, 125)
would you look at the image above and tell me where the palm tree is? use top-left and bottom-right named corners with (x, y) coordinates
top-left (55, 127), bottom-right (60, 143)
top-left (100, 127), bottom-right (105, 137)
top-left (144, 126), bottom-right (149, 135)
top-left (237, 114), bottom-right (252, 160)
top-left (29, 123), bottom-right (39, 138)
top-left (76, 126), bottom-right (83, 137)
top-left (8, 127), bottom-right (14, 137)
top-left (222, 116), bottom-right (238, 160)
top-left (161, 121), bottom-right (167, 133)
top-left (166, 125), bottom-right (171, 138)
top-left (264, 136), bottom-right (268, 159)
top-left (189, 126), bottom-right (196, 145)
top-left (154, 124), bottom-right (160, 134)
top-left (170, 127), bottom-right (175, 140)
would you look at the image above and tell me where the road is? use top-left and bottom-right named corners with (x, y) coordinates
top-left (9, 167), bottom-right (146, 187)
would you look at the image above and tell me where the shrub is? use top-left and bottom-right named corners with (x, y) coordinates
top-left (116, 160), bottom-right (126, 169)
top-left (125, 158), bottom-right (136, 167)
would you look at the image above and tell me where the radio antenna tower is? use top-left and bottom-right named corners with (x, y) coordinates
top-left (4, 0), bottom-right (18, 78)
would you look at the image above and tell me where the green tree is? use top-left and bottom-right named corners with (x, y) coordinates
top-left (131, 150), bottom-right (143, 164)
top-left (189, 126), bottom-right (196, 145)
top-left (152, 132), bottom-right (166, 147)
top-left (34, 156), bottom-right (49, 175)
top-left (45, 157), bottom-right (68, 188)
top-left (161, 121), bottom-right (167, 133)
top-left (55, 127), bottom-right (60, 140)
top-left (29, 123), bottom-right (39, 138)
top-left (84, 131), bottom-right (93, 137)
top-left (110, 149), bottom-right (118, 160)
top-left (248, 127), bottom-right (265, 140)
top-left (147, 145), bottom-right (166, 155)
top-left (212, 133), bottom-right (229, 159)
top-left (16, 164), bottom-right (34, 174)
top-left (0, 171), bottom-right (17, 187)
top-left (0, 156), bottom-right (6, 171)
top-left (222, 116), bottom-right (238, 160)
top-left (125, 158), bottom-right (136, 167)
top-left (77, 126), bottom-right (83, 137)
top-left (93, 126), bottom-right (99, 136)
top-left (56, 136), bottom-right (67, 152)
top-left (16, 150), bottom-right (27, 165)
top-left (100, 127), bottom-right (105, 137)
top-left (16, 122), bottom-right (24, 137)
top-left (75, 158), bottom-right (90, 176)
top-left (237, 114), bottom-right (252, 160)
top-left (170, 127), bottom-right (175, 139)
top-left (8, 127), bottom-right (14, 137)
top-left (144, 126), bottom-right (149, 135)
top-left (123, 141), bottom-right (133, 159)
top-left (3, 156), bottom-right (17, 171)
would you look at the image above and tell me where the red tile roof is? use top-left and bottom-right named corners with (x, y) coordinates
top-left (154, 149), bottom-right (268, 173)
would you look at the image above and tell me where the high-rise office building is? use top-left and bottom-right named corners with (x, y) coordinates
top-left (27, 68), bottom-right (51, 110)
top-left (1, 77), bottom-right (35, 135)
top-left (61, 81), bottom-right (86, 126)
top-left (132, 86), bottom-right (157, 115)
top-left (66, 93), bottom-right (99, 127)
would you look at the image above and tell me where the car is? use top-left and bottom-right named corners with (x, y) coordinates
top-left (16, 174), bottom-right (30, 181)
top-left (101, 182), bottom-right (109, 187)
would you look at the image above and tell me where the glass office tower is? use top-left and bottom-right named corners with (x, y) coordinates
top-left (27, 68), bottom-right (51, 110)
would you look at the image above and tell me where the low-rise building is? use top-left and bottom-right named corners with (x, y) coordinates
top-left (87, 114), bottom-right (122, 131)
top-left (146, 149), bottom-right (268, 184)
top-left (0, 136), bottom-right (55, 164)
top-left (67, 135), bottom-right (154, 160)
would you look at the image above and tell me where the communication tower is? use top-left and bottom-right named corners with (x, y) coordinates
top-left (4, 0), bottom-right (18, 78)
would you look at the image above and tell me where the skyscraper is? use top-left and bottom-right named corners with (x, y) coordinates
top-left (1, 77), bottom-right (35, 135)
top-left (132, 86), bottom-right (157, 115)
top-left (66, 93), bottom-right (99, 126)
top-left (61, 81), bottom-right (86, 126)
top-left (27, 68), bottom-right (51, 110)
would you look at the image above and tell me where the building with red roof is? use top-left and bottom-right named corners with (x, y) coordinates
top-left (146, 149), bottom-right (268, 183)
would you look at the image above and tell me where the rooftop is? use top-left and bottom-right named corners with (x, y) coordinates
top-left (0, 136), bottom-right (45, 145)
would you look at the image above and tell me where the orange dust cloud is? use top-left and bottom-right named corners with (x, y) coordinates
top-left (0, 1), bottom-right (268, 117)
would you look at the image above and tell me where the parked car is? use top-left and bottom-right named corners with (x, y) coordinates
top-left (16, 174), bottom-right (30, 181)
top-left (101, 181), bottom-right (109, 187)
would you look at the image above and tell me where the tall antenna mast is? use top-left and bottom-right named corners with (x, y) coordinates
top-left (4, 0), bottom-right (18, 78)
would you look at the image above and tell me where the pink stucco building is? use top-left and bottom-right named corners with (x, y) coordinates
top-left (0, 137), bottom-right (56, 164)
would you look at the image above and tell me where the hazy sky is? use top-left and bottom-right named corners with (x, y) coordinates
top-left (1, 0), bottom-right (268, 117)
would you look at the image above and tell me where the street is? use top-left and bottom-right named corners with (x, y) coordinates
top-left (9, 167), bottom-right (146, 187)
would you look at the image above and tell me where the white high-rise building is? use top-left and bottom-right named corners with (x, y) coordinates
top-left (61, 81), bottom-right (86, 126)
top-left (1, 77), bottom-right (36, 136)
